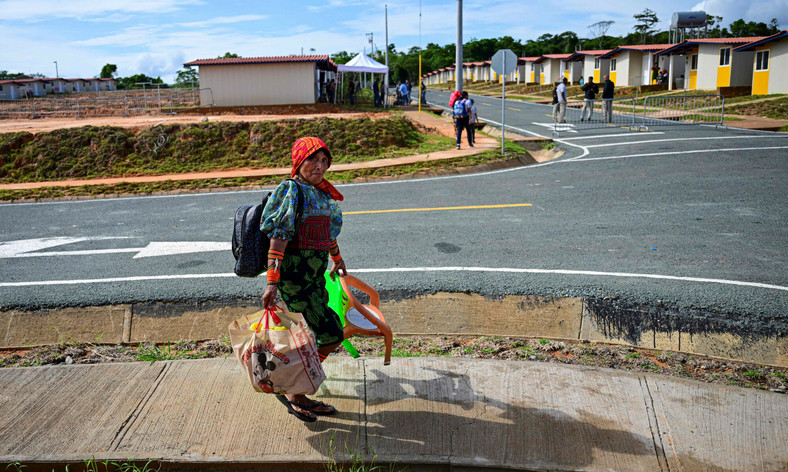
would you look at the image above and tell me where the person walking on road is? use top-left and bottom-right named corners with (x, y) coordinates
top-left (580, 76), bottom-right (598, 121)
top-left (602, 75), bottom-right (615, 123)
top-left (556, 77), bottom-right (568, 123)
top-left (453, 91), bottom-right (472, 149)
top-left (400, 81), bottom-right (410, 105)
top-left (261, 137), bottom-right (347, 423)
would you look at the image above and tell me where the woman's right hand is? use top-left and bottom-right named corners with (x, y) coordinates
top-left (262, 284), bottom-right (278, 309)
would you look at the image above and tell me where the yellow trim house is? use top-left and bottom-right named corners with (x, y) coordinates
top-left (735, 30), bottom-right (788, 94)
top-left (534, 54), bottom-right (572, 86)
top-left (564, 50), bottom-right (612, 84)
top-left (598, 44), bottom-right (675, 86)
top-left (656, 37), bottom-right (768, 91)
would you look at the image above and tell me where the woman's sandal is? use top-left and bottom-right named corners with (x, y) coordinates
top-left (306, 399), bottom-right (337, 416)
top-left (275, 394), bottom-right (317, 423)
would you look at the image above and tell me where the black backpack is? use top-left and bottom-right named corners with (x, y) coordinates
top-left (232, 180), bottom-right (304, 278)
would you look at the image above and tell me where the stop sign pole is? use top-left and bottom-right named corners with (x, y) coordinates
top-left (491, 49), bottom-right (518, 156)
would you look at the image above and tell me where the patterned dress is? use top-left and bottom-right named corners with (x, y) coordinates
top-left (261, 179), bottom-right (344, 346)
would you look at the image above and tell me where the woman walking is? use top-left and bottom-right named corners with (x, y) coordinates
top-left (261, 137), bottom-right (347, 422)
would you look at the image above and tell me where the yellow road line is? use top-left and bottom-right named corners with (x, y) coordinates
top-left (345, 203), bottom-right (532, 215)
top-left (482, 103), bottom-right (492, 106)
top-left (507, 107), bottom-right (521, 111)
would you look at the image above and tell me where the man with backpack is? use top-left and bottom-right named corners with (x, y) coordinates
top-left (453, 91), bottom-right (472, 149)
top-left (580, 76), bottom-right (599, 121)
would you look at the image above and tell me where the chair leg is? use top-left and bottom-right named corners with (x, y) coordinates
top-left (383, 330), bottom-right (392, 366)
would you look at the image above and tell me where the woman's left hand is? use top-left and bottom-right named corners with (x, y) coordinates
top-left (329, 258), bottom-right (347, 280)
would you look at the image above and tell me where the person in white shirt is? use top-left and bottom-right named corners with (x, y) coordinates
top-left (556, 77), bottom-right (568, 123)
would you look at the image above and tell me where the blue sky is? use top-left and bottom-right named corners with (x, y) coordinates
top-left (1, 0), bottom-right (785, 83)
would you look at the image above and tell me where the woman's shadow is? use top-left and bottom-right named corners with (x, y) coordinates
top-left (302, 366), bottom-right (683, 470)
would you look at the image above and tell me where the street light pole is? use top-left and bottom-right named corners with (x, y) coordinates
top-left (53, 61), bottom-right (58, 78)
top-left (456, 0), bottom-right (463, 91)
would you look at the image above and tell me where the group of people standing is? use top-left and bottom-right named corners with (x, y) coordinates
top-left (552, 75), bottom-right (615, 124)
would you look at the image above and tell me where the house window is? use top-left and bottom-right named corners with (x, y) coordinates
top-left (0, 85), bottom-right (3, 91)
top-left (755, 50), bottom-right (770, 71)
top-left (719, 47), bottom-right (731, 66)
top-left (594, 58), bottom-right (600, 69)
top-left (610, 58), bottom-right (617, 71)
top-left (691, 54), bottom-right (698, 70)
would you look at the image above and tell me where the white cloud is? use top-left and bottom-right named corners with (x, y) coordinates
top-left (692, 0), bottom-right (788, 27)
top-left (177, 14), bottom-right (269, 28)
top-left (0, 0), bottom-right (202, 21)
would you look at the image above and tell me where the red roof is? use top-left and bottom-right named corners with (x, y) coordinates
top-left (616, 44), bottom-right (676, 51)
top-left (735, 30), bottom-right (788, 51)
top-left (543, 53), bottom-right (572, 59)
top-left (184, 54), bottom-right (337, 70)
top-left (571, 49), bottom-right (613, 56)
top-left (690, 36), bottom-right (769, 44)
top-left (520, 56), bottom-right (540, 62)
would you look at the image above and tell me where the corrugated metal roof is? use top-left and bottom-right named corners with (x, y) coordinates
top-left (734, 30), bottom-right (788, 51)
top-left (184, 54), bottom-right (337, 70)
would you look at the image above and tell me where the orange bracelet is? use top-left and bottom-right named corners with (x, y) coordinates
top-left (266, 266), bottom-right (280, 284)
top-left (330, 252), bottom-right (342, 263)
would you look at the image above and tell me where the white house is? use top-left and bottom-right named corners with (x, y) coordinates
top-left (656, 36), bottom-right (767, 90)
top-left (734, 30), bottom-right (788, 94)
top-left (564, 50), bottom-right (612, 84)
top-left (521, 57), bottom-right (541, 84)
top-left (599, 45), bottom-right (675, 86)
top-left (535, 54), bottom-right (572, 85)
top-left (183, 55), bottom-right (338, 106)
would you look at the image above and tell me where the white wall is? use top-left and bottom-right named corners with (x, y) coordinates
top-left (696, 45), bottom-right (720, 89)
top-left (199, 62), bottom-right (317, 106)
top-left (769, 40), bottom-right (788, 93)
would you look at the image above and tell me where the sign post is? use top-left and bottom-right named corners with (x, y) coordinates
top-left (490, 49), bottom-right (518, 156)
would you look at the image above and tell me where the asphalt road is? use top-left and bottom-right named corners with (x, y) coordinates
top-left (1, 91), bottom-right (786, 331)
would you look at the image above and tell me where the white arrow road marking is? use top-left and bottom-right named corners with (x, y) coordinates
top-left (0, 267), bottom-right (785, 292)
top-left (531, 122), bottom-right (577, 133)
top-left (0, 237), bottom-right (128, 258)
top-left (0, 238), bottom-right (230, 259)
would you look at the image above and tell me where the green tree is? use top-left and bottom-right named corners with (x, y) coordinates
top-left (330, 51), bottom-right (354, 64)
top-left (174, 67), bottom-right (198, 88)
top-left (100, 63), bottom-right (117, 78)
top-left (115, 74), bottom-right (164, 90)
top-left (219, 52), bottom-right (240, 58)
top-left (633, 8), bottom-right (659, 43)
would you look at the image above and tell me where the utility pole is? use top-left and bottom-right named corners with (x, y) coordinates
top-left (456, 0), bottom-right (463, 91)
top-left (385, 5), bottom-right (389, 108)
top-left (53, 61), bottom-right (58, 78)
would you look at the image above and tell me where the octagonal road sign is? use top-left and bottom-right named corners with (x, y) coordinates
top-left (491, 49), bottom-right (518, 75)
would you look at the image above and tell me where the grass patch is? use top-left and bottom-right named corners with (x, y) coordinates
top-left (727, 96), bottom-right (788, 120)
top-left (135, 342), bottom-right (208, 364)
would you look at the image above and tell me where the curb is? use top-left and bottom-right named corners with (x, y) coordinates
top-left (3, 294), bottom-right (785, 367)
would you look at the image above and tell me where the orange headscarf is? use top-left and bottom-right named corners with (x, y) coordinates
top-left (290, 137), bottom-right (344, 201)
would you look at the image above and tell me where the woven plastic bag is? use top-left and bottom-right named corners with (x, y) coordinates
top-left (228, 305), bottom-right (325, 395)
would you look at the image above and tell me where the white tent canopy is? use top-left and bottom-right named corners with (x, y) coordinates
top-left (337, 53), bottom-right (388, 73)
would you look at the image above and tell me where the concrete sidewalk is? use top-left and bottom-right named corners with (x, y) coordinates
top-left (1, 356), bottom-right (786, 471)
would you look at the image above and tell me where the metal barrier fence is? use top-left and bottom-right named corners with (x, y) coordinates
top-left (0, 88), bottom-right (209, 119)
top-left (552, 97), bottom-right (638, 136)
top-left (552, 94), bottom-right (725, 136)
top-left (639, 94), bottom-right (725, 130)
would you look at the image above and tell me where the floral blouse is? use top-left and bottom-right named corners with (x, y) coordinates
top-left (260, 179), bottom-right (342, 244)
